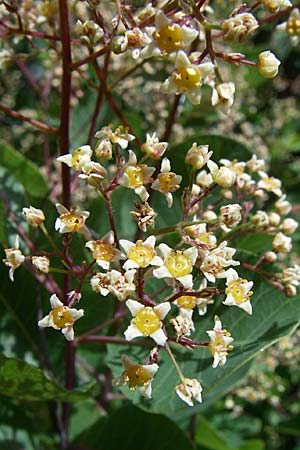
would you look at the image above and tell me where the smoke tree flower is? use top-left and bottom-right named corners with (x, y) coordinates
top-left (142, 10), bottom-right (198, 58)
top-left (130, 201), bottom-right (157, 232)
top-left (280, 218), bottom-right (298, 235)
top-left (119, 28), bottom-right (152, 59)
top-left (115, 355), bottom-right (159, 399)
top-left (223, 268), bottom-right (253, 315)
top-left (91, 269), bottom-right (137, 301)
top-left (38, 294), bottom-right (84, 341)
top-left (153, 243), bottom-right (198, 289)
top-left (219, 204), bottom-right (242, 232)
top-left (207, 160), bottom-right (236, 187)
top-left (120, 236), bottom-right (163, 270)
top-left (222, 12), bottom-right (258, 42)
top-left (32, 256), bottom-right (50, 273)
top-left (207, 315), bottom-right (234, 368)
top-left (94, 125), bottom-right (134, 149)
top-left (175, 378), bottom-right (203, 406)
top-left (170, 314), bottom-right (195, 337)
top-left (185, 222), bottom-right (217, 250)
top-left (275, 195), bottom-right (292, 215)
top-left (272, 232), bottom-right (292, 253)
top-left (124, 299), bottom-right (171, 346)
top-left (174, 279), bottom-right (214, 317)
top-left (262, 0), bottom-right (291, 13)
top-left (118, 150), bottom-right (155, 202)
top-left (22, 206), bottom-right (45, 227)
top-left (151, 158), bottom-right (182, 207)
top-left (75, 20), bottom-right (104, 46)
top-left (161, 51), bottom-right (214, 105)
top-left (246, 154), bottom-right (265, 173)
top-left (2, 236), bottom-right (25, 282)
top-left (200, 241), bottom-right (240, 283)
top-left (86, 231), bottom-right (121, 269)
top-left (55, 204), bottom-right (91, 240)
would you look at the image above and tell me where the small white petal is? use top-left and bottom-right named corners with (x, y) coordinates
top-left (124, 323), bottom-right (143, 341)
top-left (126, 299), bottom-right (144, 316)
top-left (38, 315), bottom-right (51, 328)
top-left (50, 294), bottom-right (64, 309)
top-left (150, 328), bottom-right (167, 346)
top-left (154, 302), bottom-right (171, 319)
top-left (62, 326), bottom-right (74, 341)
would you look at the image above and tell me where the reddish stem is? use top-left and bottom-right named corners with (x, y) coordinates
top-left (0, 105), bottom-right (58, 134)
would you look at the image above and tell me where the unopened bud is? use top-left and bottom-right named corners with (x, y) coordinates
top-left (203, 210), bottom-right (218, 222)
top-left (284, 284), bottom-right (297, 297)
top-left (268, 212), bottom-right (281, 227)
top-left (281, 218), bottom-right (298, 234)
top-left (258, 51), bottom-right (280, 78)
top-left (221, 189), bottom-right (233, 200)
top-left (264, 251), bottom-right (277, 263)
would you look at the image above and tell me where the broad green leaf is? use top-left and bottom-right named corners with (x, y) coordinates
top-left (0, 140), bottom-right (48, 198)
top-left (195, 416), bottom-right (231, 450)
top-left (0, 354), bottom-right (93, 402)
top-left (75, 405), bottom-right (194, 450)
top-left (238, 440), bottom-right (265, 450)
top-left (106, 272), bottom-right (300, 416)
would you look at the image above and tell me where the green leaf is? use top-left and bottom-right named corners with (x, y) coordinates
top-left (195, 416), bottom-right (231, 450)
top-left (0, 140), bottom-right (48, 198)
top-left (106, 273), bottom-right (300, 416)
top-left (237, 440), bottom-right (265, 450)
top-left (75, 405), bottom-right (194, 450)
top-left (0, 354), bottom-right (93, 402)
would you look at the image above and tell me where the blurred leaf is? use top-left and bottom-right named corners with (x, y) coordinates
top-left (195, 416), bottom-right (231, 450)
top-left (75, 404), bottom-right (194, 450)
top-left (106, 272), bottom-right (300, 416)
top-left (0, 354), bottom-right (93, 402)
top-left (0, 140), bottom-right (48, 198)
top-left (237, 440), bottom-right (265, 450)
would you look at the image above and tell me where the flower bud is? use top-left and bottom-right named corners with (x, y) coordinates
top-left (258, 51), bottom-right (280, 78)
top-left (203, 210), bottom-right (218, 222)
top-left (254, 189), bottom-right (266, 199)
top-left (251, 211), bottom-right (269, 228)
top-left (185, 143), bottom-right (212, 169)
top-left (284, 284), bottom-right (297, 297)
top-left (191, 183), bottom-right (201, 196)
top-left (219, 204), bottom-right (242, 229)
top-left (281, 218), bottom-right (298, 234)
top-left (264, 251), bottom-right (277, 263)
top-left (222, 13), bottom-right (258, 42)
top-left (221, 189), bottom-right (233, 200)
top-left (22, 206), bottom-right (45, 227)
top-left (95, 139), bottom-right (113, 160)
top-left (272, 232), bottom-right (292, 253)
top-left (275, 196), bottom-right (292, 215)
top-left (268, 212), bottom-right (281, 227)
top-left (211, 82), bottom-right (235, 114)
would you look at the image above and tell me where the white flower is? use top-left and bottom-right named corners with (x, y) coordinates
top-left (170, 314), bottom-right (195, 337)
top-left (141, 132), bottom-right (168, 159)
top-left (124, 299), bottom-right (171, 346)
top-left (161, 51), bottom-right (214, 105)
top-left (2, 235), bottom-right (25, 282)
top-left (262, 0), bottom-right (291, 13)
top-left (222, 13), bottom-right (258, 42)
top-left (272, 232), bottom-right (292, 253)
top-left (174, 279), bottom-right (214, 317)
top-left (90, 272), bottom-right (111, 296)
top-left (118, 150), bottom-right (155, 202)
top-left (86, 231), bottom-right (121, 270)
top-left (175, 378), bottom-right (202, 406)
top-left (115, 355), bottom-right (159, 399)
top-left (185, 143), bottom-right (213, 169)
top-left (196, 170), bottom-right (214, 188)
top-left (22, 206), bottom-right (45, 227)
top-left (78, 161), bottom-right (107, 186)
top-left (141, 10), bottom-right (198, 58)
top-left (120, 235), bottom-right (163, 270)
top-left (75, 20), bottom-right (104, 46)
top-left (57, 145), bottom-right (92, 172)
top-left (107, 269), bottom-right (137, 301)
top-left (120, 27), bottom-right (152, 59)
top-left (185, 222), bottom-right (217, 250)
top-left (200, 241), bottom-right (240, 283)
top-left (280, 218), bottom-right (298, 235)
top-left (95, 125), bottom-right (134, 150)
top-left (258, 51), bottom-right (281, 78)
top-left (153, 243), bottom-right (198, 289)
top-left (251, 210), bottom-right (270, 228)
top-left (207, 160), bottom-right (236, 187)
top-left (38, 294), bottom-right (84, 341)
top-left (151, 158), bottom-right (182, 207)
top-left (279, 265), bottom-right (300, 286)
top-left (275, 195), bottom-right (292, 215)
top-left (219, 204), bottom-right (242, 232)
top-left (32, 256), bottom-right (50, 273)
top-left (55, 204), bottom-right (91, 240)
top-left (223, 268), bottom-right (253, 315)
top-left (207, 315), bottom-right (234, 368)
top-left (258, 171), bottom-right (282, 197)
top-left (246, 154), bottom-right (265, 173)
top-left (211, 82), bottom-right (235, 114)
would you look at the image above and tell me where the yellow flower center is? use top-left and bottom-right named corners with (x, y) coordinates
top-left (127, 241), bottom-right (156, 267)
top-left (228, 160), bottom-right (244, 175)
top-left (92, 242), bottom-right (115, 262)
top-left (262, 177), bottom-right (280, 191)
top-left (126, 166), bottom-right (144, 188)
top-left (172, 65), bottom-right (201, 91)
top-left (286, 17), bottom-right (300, 35)
top-left (60, 211), bottom-right (84, 231)
top-left (177, 295), bottom-right (198, 309)
top-left (226, 280), bottom-right (253, 303)
top-left (133, 307), bottom-right (161, 334)
top-left (158, 172), bottom-right (179, 192)
top-left (51, 306), bottom-right (74, 329)
top-left (71, 148), bottom-right (86, 171)
top-left (155, 24), bottom-right (185, 54)
top-left (165, 251), bottom-right (192, 277)
top-left (125, 365), bottom-right (152, 388)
